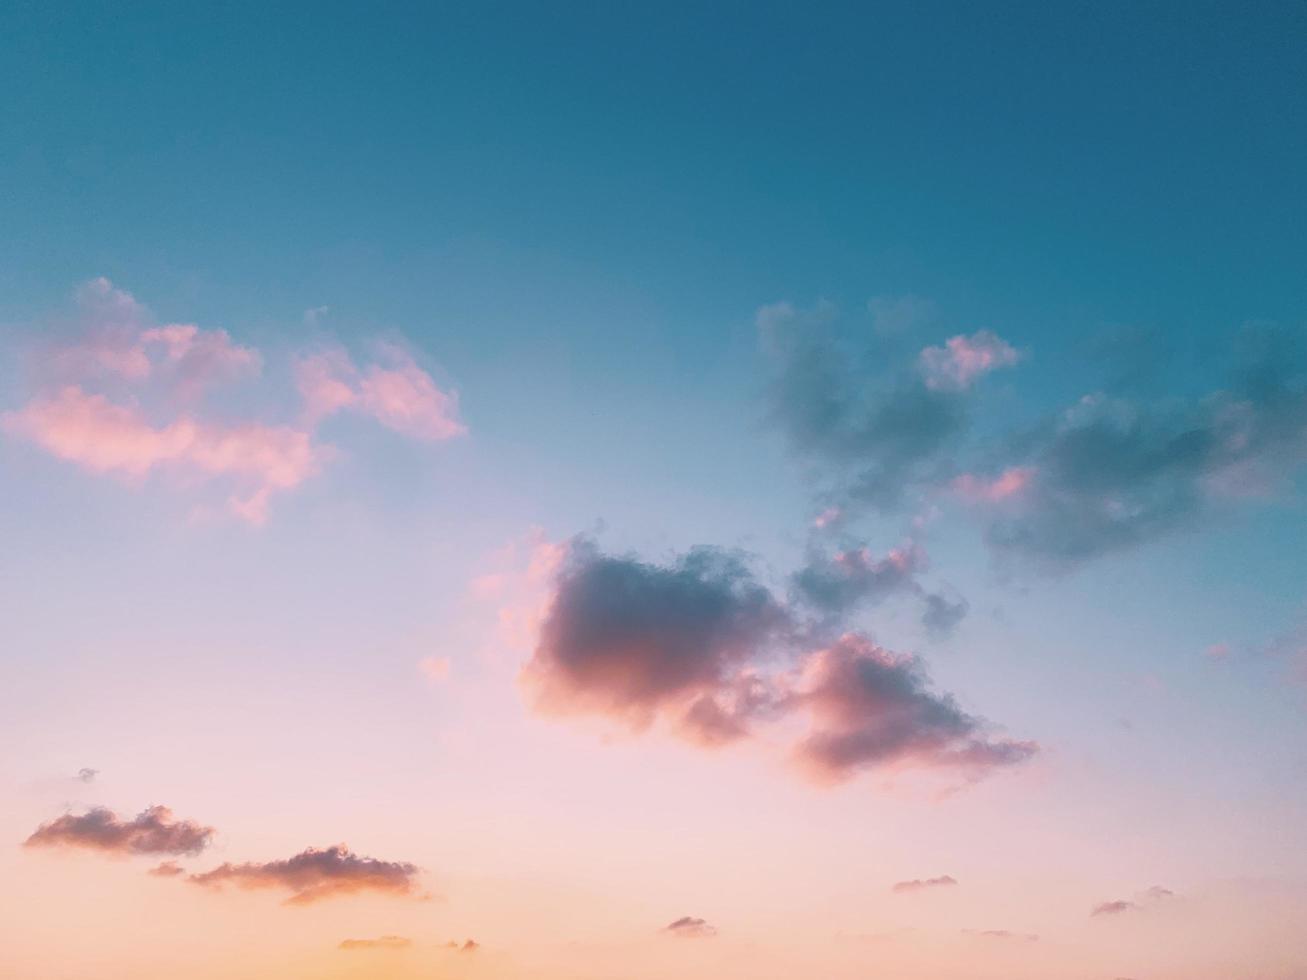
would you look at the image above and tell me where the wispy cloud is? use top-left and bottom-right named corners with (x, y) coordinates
top-left (891, 875), bottom-right (958, 893)
top-left (338, 935), bottom-right (412, 950)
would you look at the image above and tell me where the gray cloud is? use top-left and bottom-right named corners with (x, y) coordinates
top-left (25, 805), bottom-right (214, 857)
top-left (523, 539), bottom-right (790, 734)
top-left (523, 541), bottom-right (1034, 784)
top-left (663, 916), bottom-right (717, 938)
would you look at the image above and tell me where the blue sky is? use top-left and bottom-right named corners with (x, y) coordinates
top-left (3, 5), bottom-right (1307, 978)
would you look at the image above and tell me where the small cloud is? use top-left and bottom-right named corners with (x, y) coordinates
top-left (76, 767), bottom-right (98, 783)
top-left (918, 331), bottom-right (1022, 391)
top-left (25, 805), bottom-right (214, 857)
top-left (662, 916), bottom-right (717, 938)
top-left (1091, 900), bottom-right (1136, 917)
top-left (338, 935), bottom-right (412, 950)
top-left (460, 939), bottom-right (479, 952)
top-left (187, 844), bottom-right (422, 905)
top-left (1143, 885), bottom-right (1175, 901)
top-left (892, 875), bottom-right (958, 894)
top-left (148, 860), bottom-right (186, 877)
top-left (304, 305), bottom-right (330, 326)
top-left (1205, 643), bottom-right (1232, 661)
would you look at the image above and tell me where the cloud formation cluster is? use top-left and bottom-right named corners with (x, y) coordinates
top-left (522, 539), bottom-right (1035, 784)
top-left (24, 805), bottom-right (214, 856)
top-left (2, 279), bottom-right (464, 523)
top-left (762, 301), bottom-right (1307, 570)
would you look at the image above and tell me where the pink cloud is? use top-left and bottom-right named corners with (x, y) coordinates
top-left (951, 466), bottom-right (1036, 503)
top-left (918, 330), bottom-right (1021, 390)
top-left (2, 386), bottom-right (323, 523)
top-left (6, 279), bottom-right (465, 523)
top-left (295, 345), bottom-right (465, 440)
top-left (892, 875), bottom-right (958, 893)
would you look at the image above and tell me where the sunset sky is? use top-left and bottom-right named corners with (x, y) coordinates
top-left (3, 4), bottom-right (1307, 979)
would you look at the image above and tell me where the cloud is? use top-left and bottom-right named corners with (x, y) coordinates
top-left (521, 540), bottom-right (1034, 784)
top-left (791, 541), bottom-right (969, 636)
top-left (187, 844), bottom-right (421, 905)
top-left (2, 386), bottom-right (325, 524)
top-left (918, 331), bottom-right (1021, 391)
top-left (148, 861), bottom-right (186, 877)
top-left (338, 935), bottom-right (412, 950)
top-left (790, 635), bottom-right (1036, 784)
top-left (294, 344), bottom-right (466, 440)
top-left (891, 875), bottom-right (958, 893)
top-left (791, 543), bottom-right (924, 619)
top-left (1091, 900), bottom-right (1136, 917)
top-left (4, 279), bottom-right (464, 523)
top-left (522, 539), bottom-right (789, 735)
top-left (968, 325), bottom-right (1307, 567)
top-left (758, 301), bottom-right (991, 510)
top-left (76, 767), bottom-right (98, 783)
top-left (663, 916), bottom-right (717, 938)
top-left (24, 805), bottom-right (214, 856)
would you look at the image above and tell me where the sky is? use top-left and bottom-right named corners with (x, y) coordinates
top-left (2, 3), bottom-right (1306, 978)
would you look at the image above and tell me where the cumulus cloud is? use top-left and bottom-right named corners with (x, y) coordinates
top-left (892, 875), bottom-right (958, 893)
top-left (338, 935), bottom-right (412, 950)
top-left (188, 844), bottom-right (421, 905)
top-left (523, 540), bottom-right (789, 735)
top-left (790, 635), bottom-right (1035, 783)
top-left (520, 540), bottom-right (1034, 785)
top-left (76, 767), bottom-right (98, 783)
top-left (663, 916), bottom-right (717, 938)
top-left (24, 805), bottom-right (214, 856)
top-left (918, 331), bottom-right (1022, 391)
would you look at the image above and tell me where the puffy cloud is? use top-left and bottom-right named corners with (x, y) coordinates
top-left (338, 935), bottom-right (412, 950)
top-left (148, 861), bottom-right (186, 877)
top-left (523, 540), bottom-right (789, 733)
top-left (663, 916), bottom-right (717, 938)
top-left (24, 805), bottom-right (214, 857)
top-left (891, 875), bottom-right (958, 893)
top-left (188, 844), bottom-right (421, 905)
top-left (4, 279), bottom-right (464, 523)
top-left (790, 635), bottom-right (1036, 784)
top-left (295, 344), bottom-right (466, 440)
top-left (76, 767), bottom-right (98, 783)
top-left (918, 331), bottom-right (1021, 391)
top-left (521, 541), bottom-right (1033, 785)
